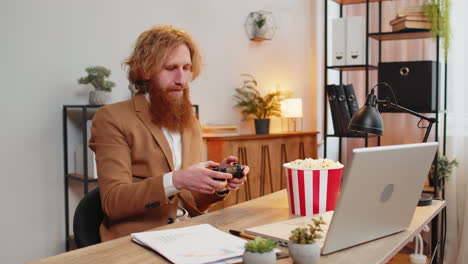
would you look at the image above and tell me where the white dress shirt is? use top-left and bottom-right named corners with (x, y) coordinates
top-left (144, 93), bottom-right (187, 219)
top-left (161, 127), bottom-right (182, 197)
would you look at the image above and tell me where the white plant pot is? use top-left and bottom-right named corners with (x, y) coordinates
top-left (253, 26), bottom-right (270, 40)
top-left (89, 90), bottom-right (110, 105)
top-left (289, 243), bottom-right (320, 264)
top-left (242, 251), bottom-right (276, 264)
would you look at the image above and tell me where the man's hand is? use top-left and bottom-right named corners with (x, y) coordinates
top-left (219, 156), bottom-right (239, 167)
top-left (220, 156), bottom-right (249, 191)
top-left (172, 161), bottom-right (233, 194)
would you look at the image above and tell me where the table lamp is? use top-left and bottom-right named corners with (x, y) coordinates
top-left (349, 82), bottom-right (437, 206)
top-left (349, 83), bottom-right (437, 142)
top-left (281, 98), bottom-right (303, 132)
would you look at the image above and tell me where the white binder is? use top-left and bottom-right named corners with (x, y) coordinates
top-left (332, 18), bottom-right (346, 66)
top-left (346, 16), bottom-right (366, 65)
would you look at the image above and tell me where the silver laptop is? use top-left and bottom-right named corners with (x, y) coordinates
top-left (245, 142), bottom-right (438, 255)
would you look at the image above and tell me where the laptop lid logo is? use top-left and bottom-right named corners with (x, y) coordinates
top-left (380, 184), bottom-right (394, 202)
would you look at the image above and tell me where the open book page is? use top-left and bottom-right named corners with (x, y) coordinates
top-left (132, 224), bottom-right (246, 264)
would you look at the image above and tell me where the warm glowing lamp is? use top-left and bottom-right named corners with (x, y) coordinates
top-left (281, 98), bottom-right (303, 132)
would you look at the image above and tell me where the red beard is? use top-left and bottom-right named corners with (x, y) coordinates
top-left (149, 84), bottom-right (195, 132)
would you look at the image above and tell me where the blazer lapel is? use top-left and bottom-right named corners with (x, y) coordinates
top-left (133, 94), bottom-right (174, 171)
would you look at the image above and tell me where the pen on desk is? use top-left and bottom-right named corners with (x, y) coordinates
top-left (229, 229), bottom-right (256, 240)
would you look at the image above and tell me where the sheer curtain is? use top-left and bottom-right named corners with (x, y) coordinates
top-left (444, 0), bottom-right (468, 262)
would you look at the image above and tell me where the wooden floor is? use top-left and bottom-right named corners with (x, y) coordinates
top-left (388, 253), bottom-right (430, 264)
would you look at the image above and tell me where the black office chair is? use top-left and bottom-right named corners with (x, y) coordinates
top-left (73, 187), bottom-right (104, 248)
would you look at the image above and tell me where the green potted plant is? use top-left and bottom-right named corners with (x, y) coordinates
top-left (78, 66), bottom-right (115, 105)
top-left (243, 237), bottom-right (278, 264)
top-left (423, 0), bottom-right (451, 57)
top-left (234, 74), bottom-right (290, 134)
top-left (429, 154), bottom-right (459, 187)
top-left (288, 217), bottom-right (326, 264)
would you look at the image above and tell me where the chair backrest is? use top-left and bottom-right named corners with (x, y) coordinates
top-left (73, 187), bottom-right (104, 248)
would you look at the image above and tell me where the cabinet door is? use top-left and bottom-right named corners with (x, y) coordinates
top-left (206, 134), bottom-right (317, 211)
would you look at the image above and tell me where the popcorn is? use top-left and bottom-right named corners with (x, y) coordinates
top-left (287, 158), bottom-right (342, 169)
top-left (284, 158), bottom-right (344, 216)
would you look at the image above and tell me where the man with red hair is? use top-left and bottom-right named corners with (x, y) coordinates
top-left (90, 26), bottom-right (248, 241)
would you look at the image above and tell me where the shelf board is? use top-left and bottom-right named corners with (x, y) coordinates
top-left (327, 65), bottom-right (378, 71)
top-left (369, 30), bottom-right (433, 41)
top-left (67, 173), bottom-right (98, 182)
top-left (326, 134), bottom-right (378, 138)
top-left (331, 0), bottom-right (384, 5)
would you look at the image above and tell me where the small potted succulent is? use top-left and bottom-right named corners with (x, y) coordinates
top-left (243, 237), bottom-right (278, 264)
top-left (234, 74), bottom-right (291, 134)
top-left (78, 66), bottom-right (115, 105)
top-left (288, 217), bottom-right (326, 264)
top-left (253, 12), bottom-right (268, 39)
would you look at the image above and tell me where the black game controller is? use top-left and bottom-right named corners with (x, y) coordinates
top-left (210, 163), bottom-right (245, 181)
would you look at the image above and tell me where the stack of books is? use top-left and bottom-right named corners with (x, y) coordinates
top-left (390, 6), bottom-right (431, 32)
top-left (202, 124), bottom-right (239, 136)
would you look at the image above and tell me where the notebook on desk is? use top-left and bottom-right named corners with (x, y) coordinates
top-left (245, 142), bottom-right (439, 255)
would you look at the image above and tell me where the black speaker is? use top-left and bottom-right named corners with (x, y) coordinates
top-left (378, 61), bottom-right (438, 113)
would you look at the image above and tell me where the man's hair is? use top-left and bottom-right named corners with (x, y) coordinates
top-left (123, 25), bottom-right (202, 91)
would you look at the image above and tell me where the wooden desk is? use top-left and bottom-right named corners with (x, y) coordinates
top-left (32, 190), bottom-right (445, 264)
top-left (204, 131), bottom-right (318, 210)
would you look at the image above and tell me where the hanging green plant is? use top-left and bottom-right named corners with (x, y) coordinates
top-left (423, 0), bottom-right (451, 57)
top-left (254, 13), bottom-right (266, 29)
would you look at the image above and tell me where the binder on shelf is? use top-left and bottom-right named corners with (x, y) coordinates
top-left (343, 84), bottom-right (359, 118)
top-left (332, 18), bottom-right (346, 66)
top-left (346, 16), bottom-right (366, 65)
top-left (326, 85), bottom-right (343, 136)
top-left (334, 85), bottom-right (352, 136)
top-left (343, 84), bottom-right (365, 137)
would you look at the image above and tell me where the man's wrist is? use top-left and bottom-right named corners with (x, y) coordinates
top-left (172, 170), bottom-right (182, 190)
top-left (163, 172), bottom-right (181, 198)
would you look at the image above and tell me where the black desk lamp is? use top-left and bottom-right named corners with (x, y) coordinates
top-left (349, 82), bottom-right (437, 143)
top-left (349, 82), bottom-right (437, 206)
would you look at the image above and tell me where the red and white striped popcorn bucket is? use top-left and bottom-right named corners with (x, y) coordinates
top-left (284, 163), bottom-right (344, 216)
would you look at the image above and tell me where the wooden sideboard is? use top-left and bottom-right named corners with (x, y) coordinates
top-left (203, 131), bottom-right (319, 210)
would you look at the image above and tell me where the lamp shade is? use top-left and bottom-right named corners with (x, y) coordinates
top-left (348, 91), bottom-right (384, 135)
top-left (281, 98), bottom-right (303, 118)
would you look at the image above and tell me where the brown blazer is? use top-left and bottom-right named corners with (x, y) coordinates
top-left (89, 93), bottom-right (227, 241)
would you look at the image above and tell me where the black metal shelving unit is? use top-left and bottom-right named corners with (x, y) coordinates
top-left (323, 0), bottom-right (378, 162)
top-left (323, 0), bottom-right (447, 263)
top-left (63, 105), bottom-right (102, 251)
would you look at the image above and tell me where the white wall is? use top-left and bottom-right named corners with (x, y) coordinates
top-left (0, 0), bottom-right (321, 262)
